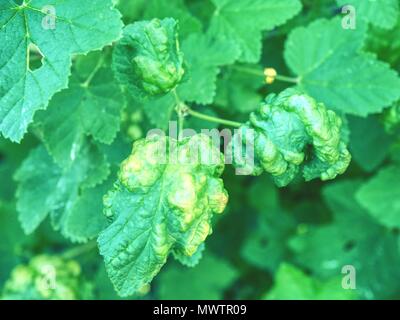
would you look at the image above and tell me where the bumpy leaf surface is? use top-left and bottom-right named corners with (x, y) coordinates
top-left (0, 0), bottom-right (122, 142)
top-left (230, 88), bottom-right (351, 186)
top-left (113, 18), bottom-right (184, 99)
top-left (98, 134), bottom-right (228, 296)
top-left (284, 18), bottom-right (400, 116)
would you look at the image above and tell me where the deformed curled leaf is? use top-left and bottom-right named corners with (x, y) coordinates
top-left (113, 18), bottom-right (185, 98)
top-left (229, 88), bottom-right (351, 187)
top-left (98, 134), bottom-right (228, 296)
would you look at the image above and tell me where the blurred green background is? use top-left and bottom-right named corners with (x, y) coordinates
top-left (1, 0), bottom-right (400, 300)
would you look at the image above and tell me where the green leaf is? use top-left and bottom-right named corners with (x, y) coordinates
top-left (112, 18), bottom-right (184, 99)
top-left (337, 0), bottom-right (399, 29)
top-left (38, 53), bottom-right (124, 167)
top-left (230, 88), bottom-right (351, 186)
top-left (15, 144), bottom-right (109, 237)
top-left (98, 134), bottom-right (228, 296)
top-left (284, 18), bottom-right (400, 116)
top-left (0, 0), bottom-right (122, 142)
top-left (178, 33), bottom-right (240, 105)
top-left (62, 176), bottom-right (112, 243)
top-left (290, 180), bottom-right (400, 299)
top-left (157, 254), bottom-right (237, 299)
top-left (241, 211), bottom-right (296, 272)
top-left (356, 166), bottom-right (400, 229)
top-left (348, 115), bottom-right (392, 172)
top-left (264, 263), bottom-right (357, 300)
top-left (209, 0), bottom-right (302, 63)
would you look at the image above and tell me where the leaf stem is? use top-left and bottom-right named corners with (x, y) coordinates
top-left (232, 65), bottom-right (299, 84)
top-left (186, 108), bottom-right (242, 128)
top-left (275, 74), bottom-right (299, 84)
top-left (61, 240), bottom-right (98, 260)
top-left (172, 89), bottom-right (243, 129)
top-left (81, 55), bottom-right (105, 88)
top-left (172, 89), bottom-right (185, 140)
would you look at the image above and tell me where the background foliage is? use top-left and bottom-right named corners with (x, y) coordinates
top-left (1, 0), bottom-right (400, 300)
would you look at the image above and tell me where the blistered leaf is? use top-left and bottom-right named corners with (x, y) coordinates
top-left (113, 18), bottom-right (184, 99)
top-left (230, 88), bottom-right (351, 186)
top-left (98, 134), bottom-right (228, 296)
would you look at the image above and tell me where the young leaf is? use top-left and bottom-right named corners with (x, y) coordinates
top-left (0, 0), bottom-right (122, 142)
top-left (284, 18), bottom-right (400, 116)
top-left (98, 134), bottom-right (228, 296)
top-left (209, 0), bottom-right (302, 63)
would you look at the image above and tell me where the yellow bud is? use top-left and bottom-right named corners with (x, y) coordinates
top-left (264, 67), bottom-right (277, 77)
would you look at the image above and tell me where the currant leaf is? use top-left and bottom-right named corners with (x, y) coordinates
top-left (229, 88), bottom-right (351, 187)
top-left (98, 134), bottom-right (228, 296)
top-left (0, 0), bottom-right (123, 142)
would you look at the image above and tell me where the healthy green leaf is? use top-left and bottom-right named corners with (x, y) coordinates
top-left (98, 134), bottom-right (228, 296)
top-left (178, 33), bottom-right (240, 105)
top-left (348, 116), bottom-right (392, 172)
top-left (0, 0), bottom-right (122, 142)
top-left (284, 18), bottom-right (400, 116)
top-left (15, 144), bottom-right (109, 237)
top-left (38, 53), bottom-right (124, 166)
top-left (209, 0), bottom-right (302, 63)
top-left (356, 166), bottom-right (400, 229)
top-left (337, 0), bottom-right (399, 29)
